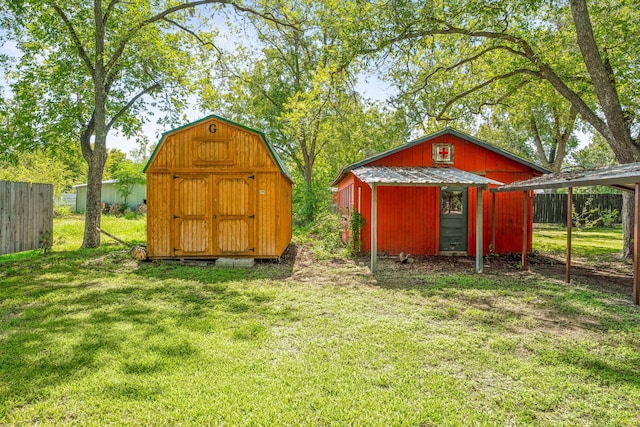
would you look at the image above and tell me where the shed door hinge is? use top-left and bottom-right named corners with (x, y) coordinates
top-left (248, 214), bottom-right (255, 219)
top-left (248, 175), bottom-right (255, 180)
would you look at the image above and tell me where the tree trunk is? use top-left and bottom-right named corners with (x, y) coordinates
top-left (622, 191), bottom-right (634, 258)
top-left (81, 138), bottom-right (108, 248)
top-left (82, 162), bottom-right (103, 248)
top-left (82, 1), bottom-right (109, 249)
top-left (302, 160), bottom-right (316, 224)
top-left (570, 0), bottom-right (640, 258)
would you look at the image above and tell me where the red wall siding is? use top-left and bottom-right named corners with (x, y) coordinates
top-left (357, 185), bottom-right (439, 255)
top-left (339, 133), bottom-right (540, 255)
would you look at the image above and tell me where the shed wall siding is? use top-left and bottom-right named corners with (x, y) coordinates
top-left (146, 173), bottom-right (172, 257)
top-left (359, 185), bottom-right (439, 255)
top-left (276, 177), bottom-right (293, 255)
top-left (146, 117), bottom-right (290, 258)
top-left (75, 182), bottom-right (146, 212)
top-left (256, 173), bottom-right (277, 256)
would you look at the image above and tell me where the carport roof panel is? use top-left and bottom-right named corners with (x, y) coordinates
top-left (491, 162), bottom-right (640, 192)
top-left (352, 166), bottom-right (503, 187)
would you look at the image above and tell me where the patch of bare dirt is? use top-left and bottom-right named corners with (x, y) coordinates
top-left (82, 251), bottom-right (140, 271)
top-left (286, 245), bottom-right (376, 287)
top-left (285, 243), bottom-right (633, 295)
top-left (526, 252), bottom-right (633, 292)
top-left (359, 251), bottom-right (633, 291)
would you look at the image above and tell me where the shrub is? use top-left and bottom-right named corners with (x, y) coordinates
top-left (304, 212), bottom-right (346, 259)
top-left (54, 205), bottom-right (73, 217)
top-left (124, 211), bottom-right (139, 220)
top-left (572, 196), bottom-right (619, 229)
top-left (109, 203), bottom-right (125, 216)
top-left (349, 212), bottom-right (366, 253)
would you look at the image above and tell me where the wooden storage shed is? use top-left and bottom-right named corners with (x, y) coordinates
top-left (144, 115), bottom-right (292, 259)
top-left (332, 128), bottom-right (548, 262)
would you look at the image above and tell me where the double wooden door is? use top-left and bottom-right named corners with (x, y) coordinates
top-left (172, 174), bottom-right (255, 256)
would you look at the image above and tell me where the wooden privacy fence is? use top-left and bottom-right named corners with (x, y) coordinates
top-left (533, 193), bottom-right (622, 225)
top-left (0, 180), bottom-right (53, 255)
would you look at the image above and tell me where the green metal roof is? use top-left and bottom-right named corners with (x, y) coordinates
top-left (332, 127), bottom-right (549, 186)
top-left (143, 114), bottom-right (292, 182)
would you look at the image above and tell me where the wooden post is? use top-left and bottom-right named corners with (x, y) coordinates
top-left (476, 187), bottom-right (483, 273)
top-left (491, 191), bottom-right (496, 254)
top-left (634, 184), bottom-right (640, 305)
top-left (566, 187), bottom-right (573, 283)
top-left (371, 183), bottom-right (378, 273)
top-left (521, 191), bottom-right (528, 270)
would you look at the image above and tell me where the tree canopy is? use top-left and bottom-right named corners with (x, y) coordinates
top-left (0, 0), bottom-right (285, 247)
top-left (198, 0), bottom-right (409, 222)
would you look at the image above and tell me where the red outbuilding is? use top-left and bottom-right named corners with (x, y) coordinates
top-left (332, 128), bottom-right (548, 271)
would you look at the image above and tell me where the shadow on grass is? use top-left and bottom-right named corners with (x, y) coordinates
top-left (0, 245), bottom-right (298, 415)
top-left (371, 264), bottom-right (640, 388)
top-left (550, 344), bottom-right (640, 388)
top-left (396, 271), bottom-right (634, 322)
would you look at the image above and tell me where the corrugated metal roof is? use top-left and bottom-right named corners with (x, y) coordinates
top-left (491, 162), bottom-right (640, 192)
top-left (72, 179), bottom-right (118, 188)
top-left (352, 166), bottom-right (503, 187)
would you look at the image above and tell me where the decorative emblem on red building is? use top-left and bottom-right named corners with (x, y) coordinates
top-left (432, 143), bottom-right (454, 164)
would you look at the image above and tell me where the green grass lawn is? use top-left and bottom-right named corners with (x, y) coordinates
top-left (1, 217), bottom-right (639, 425)
top-left (533, 224), bottom-right (624, 259)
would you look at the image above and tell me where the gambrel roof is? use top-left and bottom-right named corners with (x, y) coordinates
top-left (143, 114), bottom-right (292, 181)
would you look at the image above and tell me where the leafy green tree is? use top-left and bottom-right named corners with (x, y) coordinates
top-left (0, 150), bottom-right (81, 197)
top-left (365, 0), bottom-right (640, 256)
top-left (104, 149), bottom-right (128, 180)
top-left (571, 132), bottom-right (618, 194)
top-left (475, 88), bottom-right (580, 173)
top-left (112, 160), bottom-right (146, 207)
top-left (0, 0), bottom-right (286, 248)
top-left (200, 1), bottom-right (408, 224)
top-left (572, 133), bottom-right (617, 170)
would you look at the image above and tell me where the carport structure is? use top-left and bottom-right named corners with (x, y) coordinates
top-left (492, 162), bottom-right (640, 305)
